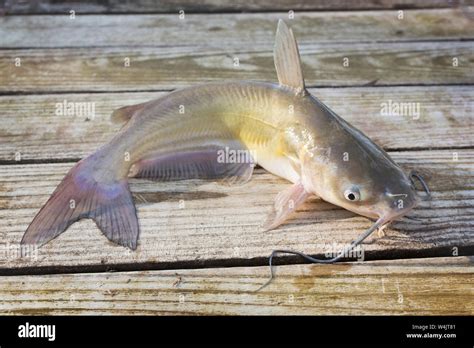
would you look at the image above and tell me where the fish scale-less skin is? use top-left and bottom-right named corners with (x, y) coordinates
top-left (100, 81), bottom-right (300, 182)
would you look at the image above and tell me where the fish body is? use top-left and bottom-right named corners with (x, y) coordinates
top-left (22, 21), bottom-right (420, 251)
top-left (103, 81), bottom-right (302, 183)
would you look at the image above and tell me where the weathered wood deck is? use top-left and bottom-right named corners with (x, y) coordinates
top-left (0, 0), bottom-right (473, 315)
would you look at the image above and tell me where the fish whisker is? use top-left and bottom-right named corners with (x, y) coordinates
top-left (255, 217), bottom-right (384, 291)
top-left (409, 171), bottom-right (431, 201)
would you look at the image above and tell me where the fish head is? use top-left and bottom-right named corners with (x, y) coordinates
top-left (298, 111), bottom-right (420, 225)
top-left (333, 164), bottom-right (419, 224)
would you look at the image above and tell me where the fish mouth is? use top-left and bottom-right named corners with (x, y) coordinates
top-left (369, 170), bottom-right (429, 223)
top-left (373, 192), bottom-right (419, 225)
top-left (379, 171), bottom-right (430, 223)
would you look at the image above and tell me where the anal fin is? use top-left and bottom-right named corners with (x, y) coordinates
top-left (129, 141), bottom-right (255, 186)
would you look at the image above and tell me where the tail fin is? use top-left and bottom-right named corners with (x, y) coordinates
top-left (21, 155), bottom-right (139, 250)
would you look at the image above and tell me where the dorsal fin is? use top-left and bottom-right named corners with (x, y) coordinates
top-left (274, 19), bottom-right (306, 96)
top-left (111, 101), bottom-right (148, 124)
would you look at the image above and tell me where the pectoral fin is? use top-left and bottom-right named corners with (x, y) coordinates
top-left (262, 182), bottom-right (310, 231)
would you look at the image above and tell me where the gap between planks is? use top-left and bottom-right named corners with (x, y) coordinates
top-left (2, 0), bottom-right (457, 15)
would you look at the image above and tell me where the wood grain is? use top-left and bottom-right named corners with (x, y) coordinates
top-left (0, 149), bottom-right (472, 272)
top-left (1, 41), bottom-right (473, 93)
top-left (0, 86), bottom-right (472, 162)
top-left (1, 9), bottom-right (473, 48)
top-left (0, 2), bottom-right (472, 317)
top-left (0, 257), bottom-right (472, 315)
top-left (3, 0), bottom-right (456, 14)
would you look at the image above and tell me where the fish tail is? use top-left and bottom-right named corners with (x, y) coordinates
top-left (21, 151), bottom-right (139, 250)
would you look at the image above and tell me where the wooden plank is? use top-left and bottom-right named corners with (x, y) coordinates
top-left (1, 9), bottom-right (473, 48)
top-left (0, 149), bottom-right (472, 272)
top-left (0, 86), bottom-right (472, 162)
top-left (1, 41), bottom-right (473, 93)
top-left (0, 257), bottom-right (472, 315)
top-left (3, 0), bottom-right (455, 14)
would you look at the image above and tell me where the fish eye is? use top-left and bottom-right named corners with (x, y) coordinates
top-left (344, 187), bottom-right (360, 201)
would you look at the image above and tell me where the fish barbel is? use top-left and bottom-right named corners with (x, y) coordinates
top-left (22, 20), bottom-right (425, 257)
